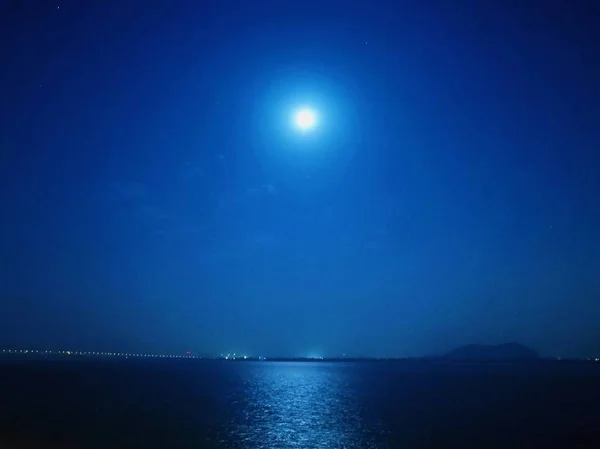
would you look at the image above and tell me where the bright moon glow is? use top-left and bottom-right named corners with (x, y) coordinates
top-left (294, 109), bottom-right (316, 130)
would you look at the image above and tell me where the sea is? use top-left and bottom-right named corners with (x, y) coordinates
top-left (1, 359), bottom-right (599, 448)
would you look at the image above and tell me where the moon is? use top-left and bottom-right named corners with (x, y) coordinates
top-left (294, 108), bottom-right (316, 130)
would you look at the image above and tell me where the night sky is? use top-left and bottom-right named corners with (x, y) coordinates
top-left (1, 1), bottom-right (598, 358)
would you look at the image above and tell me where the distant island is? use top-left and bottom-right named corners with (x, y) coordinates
top-left (443, 343), bottom-right (540, 361)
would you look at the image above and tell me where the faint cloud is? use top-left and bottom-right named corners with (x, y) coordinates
top-left (102, 178), bottom-right (214, 238)
top-left (247, 184), bottom-right (276, 196)
top-left (172, 224), bottom-right (206, 235)
top-left (365, 240), bottom-right (382, 251)
top-left (375, 227), bottom-right (388, 237)
top-left (153, 224), bottom-right (205, 237)
top-left (137, 203), bottom-right (171, 222)
top-left (102, 181), bottom-right (172, 231)
top-left (252, 233), bottom-right (277, 246)
top-left (180, 161), bottom-right (206, 185)
top-left (106, 181), bottom-right (147, 202)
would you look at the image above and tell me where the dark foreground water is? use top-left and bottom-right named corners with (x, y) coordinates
top-left (1, 360), bottom-right (600, 448)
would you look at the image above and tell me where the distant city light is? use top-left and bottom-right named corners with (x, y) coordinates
top-left (0, 348), bottom-right (206, 360)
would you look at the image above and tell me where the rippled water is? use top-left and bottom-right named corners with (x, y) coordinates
top-left (1, 360), bottom-right (600, 448)
top-left (226, 363), bottom-right (386, 448)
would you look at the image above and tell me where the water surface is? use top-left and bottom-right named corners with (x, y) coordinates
top-left (1, 360), bottom-right (599, 448)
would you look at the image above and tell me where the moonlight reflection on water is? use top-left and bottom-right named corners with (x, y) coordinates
top-left (228, 362), bottom-right (385, 448)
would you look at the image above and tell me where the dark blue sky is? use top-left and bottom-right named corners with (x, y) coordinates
top-left (1, 1), bottom-right (598, 357)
